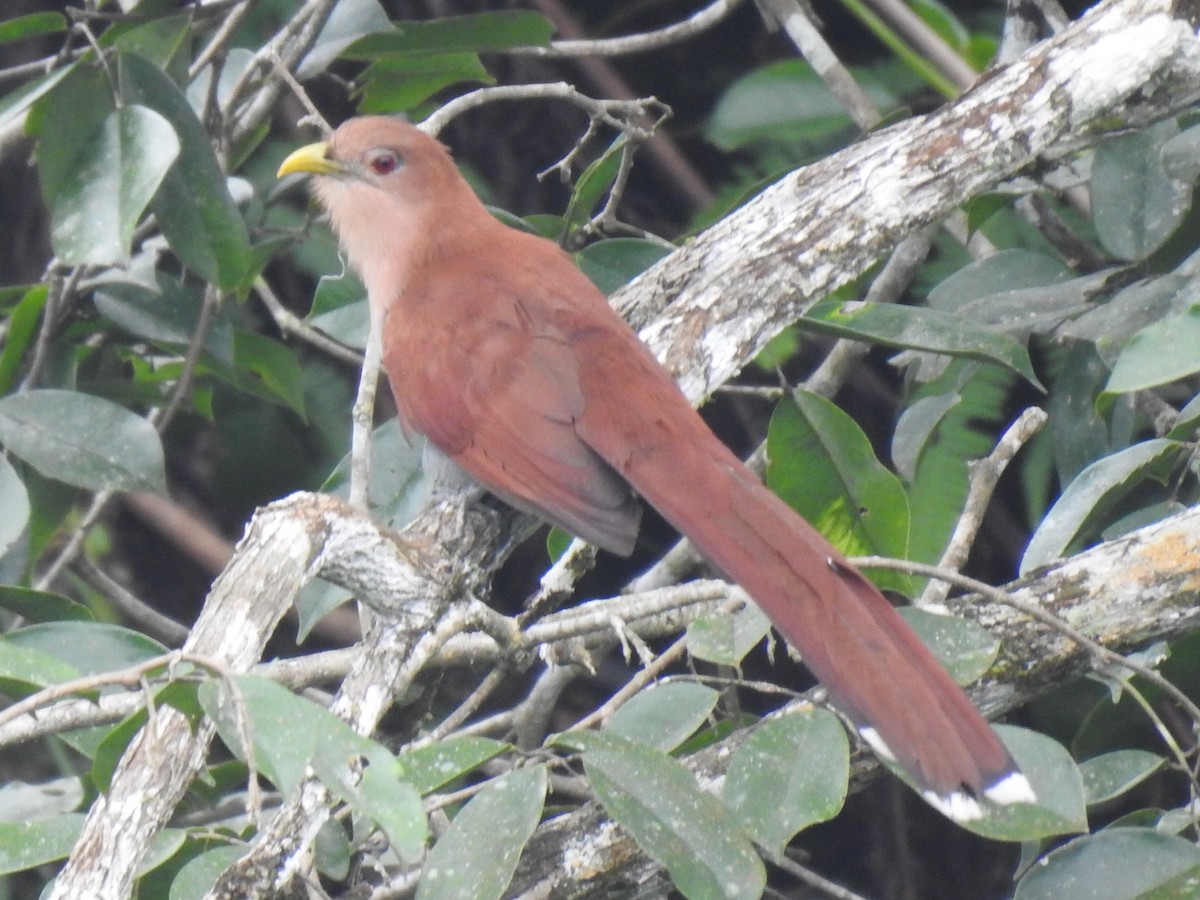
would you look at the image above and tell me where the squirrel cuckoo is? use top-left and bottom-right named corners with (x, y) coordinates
top-left (278, 116), bottom-right (1034, 821)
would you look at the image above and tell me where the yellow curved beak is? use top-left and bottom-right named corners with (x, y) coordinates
top-left (277, 141), bottom-right (339, 178)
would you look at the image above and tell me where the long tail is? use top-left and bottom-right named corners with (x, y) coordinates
top-left (586, 391), bottom-right (1034, 819)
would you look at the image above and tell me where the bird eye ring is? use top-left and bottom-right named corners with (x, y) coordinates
top-left (366, 149), bottom-right (402, 176)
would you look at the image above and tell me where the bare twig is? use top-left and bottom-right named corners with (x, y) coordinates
top-left (919, 407), bottom-right (1048, 607)
top-left (515, 0), bottom-right (748, 57)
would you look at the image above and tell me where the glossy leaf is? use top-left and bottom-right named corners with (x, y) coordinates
top-left (803, 299), bottom-right (1042, 388)
top-left (0, 586), bottom-right (90, 623)
top-left (928, 248), bottom-right (1072, 306)
top-left (607, 682), bottom-right (719, 752)
top-left (0, 639), bottom-right (80, 696)
top-left (0, 455), bottom-right (29, 559)
top-left (399, 736), bottom-right (510, 795)
top-left (0, 63), bottom-right (73, 132)
top-left (297, 0), bottom-right (391, 78)
top-left (1021, 439), bottom-right (1183, 574)
top-left (767, 391), bottom-right (911, 592)
top-left (48, 105), bottom-right (179, 264)
top-left (898, 607), bottom-right (998, 686)
top-left (707, 59), bottom-right (890, 150)
top-left (947, 726), bottom-right (1086, 842)
top-left (558, 730), bottom-right (765, 900)
top-left (344, 11), bottom-right (553, 57)
top-left (722, 709), bottom-right (848, 855)
top-left (3, 621), bottom-right (167, 675)
top-left (92, 267), bottom-right (235, 363)
top-left (166, 845), bottom-right (247, 900)
top-left (232, 331), bottom-right (307, 419)
top-left (891, 392), bottom-right (961, 482)
top-left (118, 53), bottom-right (252, 290)
top-left (0, 285), bottom-right (48, 394)
top-left (200, 675), bottom-right (429, 858)
top-left (1014, 829), bottom-right (1200, 899)
top-left (313, 743), bottom-right (426, 863)
top-left (686, 604), bottom-right (771, 666)
top-left (0, 814), bottom-right (85, 876)
top-left (1104, 305), bottom-right (1200, 396)
top-left (563, 135), bottom-right (627, 233)
top-left (0, 389), bottom-right (167, 494)
top-left (1092, 121), bottom-right (1193, 261)
top-left (0, 12), bottom-right (65, 43)
top-left (1079, 749), bottom-right (1164, 806)
top-left (358, 53), bottom-right (492, 114)
top-left (576, 238), bottom-right (672, 296)
top-left (416, 765), bottom-right (547, 900)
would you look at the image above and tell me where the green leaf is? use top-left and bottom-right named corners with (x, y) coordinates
top-left (296, 0), bottom-right (391, 78)
top-left (948, 726), bottom-right (1086, 842)
top-left (118, 53), bottom-right (252, 290)
top-left (707, 59), bottom-right (890, 150)
top-left (928, 248), bottom-right (1072, 306)
top-left (49, 105), bottom-right (179, 264)
top-left (200, 675), bottom-right (429, 858)
top-left (0, 284), bottom-right (48, 395)
top-left (556, 730), bottom-right (765, 900)
top-left (607, 682), bottom-right (719, 752)
top-left (232, 331), bottom-right (307, 419)
top-left (1104, 305), bottom-right (1200, 396)
top-left (313, 744), bottom-right (426, 862)
top-left (803, 299), bottom-right (1043, 388)
top-left (0, 640), bottom-right (80, 697)
top-left (399, 736), bottom-right (510, 795)
top-left (722, 709), bottom-right (848, 856)
top-left (0, 586), bottom-right (91, 623)
top-left (965, 193), bottom-right (1011, 235)
top-left (0, 456), bottom-right (29, 559)
top-left (1020, 439), bottom-right (1184, 574)
top-left (686, 604), bottom-right (771, 666)
top-left (897, 607), bottom-right (998, 686)
top-left (416, 765), bottom-right (547, 900)
top-left (1092, 122), bottom-right (1193, 261)
top-left (0, 814), bottom-right (86, 876)
top-left (167, 845), bottom-right (247, 900)
top-left (1079, 749), bottom-right (1165, 806)
top-left (1162, 123), bottom-right (1200, 185)
top-left (0, 389), bottom-right (168, 494)
top-left (91, 266), bottom-right (234, 364)
top-left (0, 12), bottom-right (65, 43)
top-left (891, 392), bottom-right (961, 482)
top-left (308, 296), bottom-right (369, 350)
top-left (575, 238), bottom-right (672, 296)
top-left (1014, 829), bottom-right (1200, 899)
top-left (766, 391), bottom-right (912, 592)
top-left (0, 63), bottom-right (73, 132)
top-left (563, 136), bottom-right (627, 234)
top-left (3, 621), bottom-right (167, 675)
top-left (35, 65), bottom-right (114, 210)
top-left (345, 11), bottom-right (554, 57)
top-left (357, 53), bottom-right (492, 114)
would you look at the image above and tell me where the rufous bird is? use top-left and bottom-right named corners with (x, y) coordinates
top-left (278, 116), bottom-right (1035, 821)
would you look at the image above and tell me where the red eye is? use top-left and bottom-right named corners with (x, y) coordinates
top-left (367, 149), bottom-right (401, 175)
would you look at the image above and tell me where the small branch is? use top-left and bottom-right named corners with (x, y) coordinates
top-left (253, 275), bottom-right (362, 367)
top-left (419, 83), bottom-right (668, 141)
top-left (515, 0), bottom-right (748, 58)
top-left (919, 407), bottom-right (1048, 607)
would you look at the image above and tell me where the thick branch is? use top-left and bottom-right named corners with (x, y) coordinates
top-left (616, 0), bottom-right (1200, 402)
